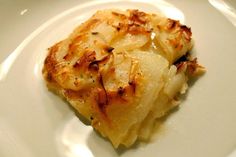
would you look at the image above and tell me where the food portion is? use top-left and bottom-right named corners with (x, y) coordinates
top-left (42, 9), bottom-right (205, 148)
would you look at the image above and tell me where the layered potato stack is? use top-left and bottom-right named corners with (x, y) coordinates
top-left (43, 9), bottom-right (204, 148)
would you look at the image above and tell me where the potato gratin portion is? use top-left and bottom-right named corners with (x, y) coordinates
top-left (42, 9), bottom-right (205, 148)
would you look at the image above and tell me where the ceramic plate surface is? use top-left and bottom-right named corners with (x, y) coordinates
top-left (1, 0), bottom-right (236, 157)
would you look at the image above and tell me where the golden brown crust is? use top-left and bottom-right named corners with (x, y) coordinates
top-left (176, 58), bottom-right (206, 76)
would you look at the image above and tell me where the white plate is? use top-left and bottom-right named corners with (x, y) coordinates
top-left (1, 0), bottom-right (236, 157)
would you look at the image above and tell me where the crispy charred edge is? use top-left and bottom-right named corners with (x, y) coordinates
top-left (167, 19), bottom-right (178, 30)
top-left (175, 56), bottom-right (205, 76)
top-left (43, 41), bottom-right (63, 83)
top-left (164, 18), bottom-right (192, 50)
top-left (164, 20), bottom-right (192, 52)
top-left (111, 9), bottom-right (151, 35)
top-left (174, 52), bottom-right (190, 65)
top-left (166, 19), bottom-right (191, 34)
top-left (112, 9), bottom-right (147, 24)
top-left (180, 25), bottom-right (192, 42)
top-left (128, 10), bottom-right (151, 35)
top-left (128, 9), bottom-right (147, 25)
